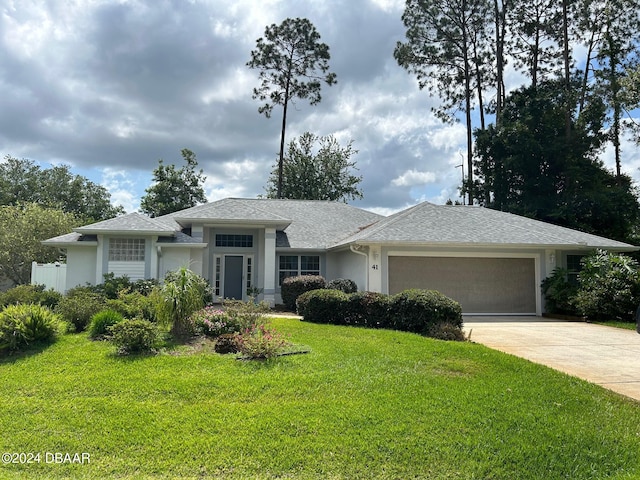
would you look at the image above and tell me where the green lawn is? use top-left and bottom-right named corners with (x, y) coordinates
top-left (1, 317), bottom-right (639, 479)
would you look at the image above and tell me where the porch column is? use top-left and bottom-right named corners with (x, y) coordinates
top-left (263, 228), bottom-right (276, 306)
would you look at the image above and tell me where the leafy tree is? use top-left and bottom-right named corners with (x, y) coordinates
top-left (140, 149), bottom-right (207, 218)
top-left (247, 18), bottom-right (337, 199)
top-left (265, 132), bottom-right (363, 202)
top-left (573, 0), bottom-right (640, 177)
top-left (0, 155), bottom-right (124, 222)
top-left (394, 0), bottom-right (494, 204)
top-left (473, 80), bottom-right (640, 242)
top-left (0, 204), bottom-right (81, 285)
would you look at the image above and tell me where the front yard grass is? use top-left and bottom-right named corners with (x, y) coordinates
top-left (1, 317), bottom-right (639, 479)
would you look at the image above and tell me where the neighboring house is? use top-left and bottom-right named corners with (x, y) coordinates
top-left (42, 198), bottom-right (637, 315)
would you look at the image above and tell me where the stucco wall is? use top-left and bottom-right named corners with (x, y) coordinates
top-left (65, 247), bottom-right (97, 290)
top-left (326, 249), bottom-right (367, 291)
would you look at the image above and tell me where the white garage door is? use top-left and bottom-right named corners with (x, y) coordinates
top-left (388, 256), bottom-right (537, 314)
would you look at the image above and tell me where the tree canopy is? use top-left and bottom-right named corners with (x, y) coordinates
top-left (265, 132), bottom-right (363, 202)
top-left (0, 155), bottom-right (124, 222)
top-left (247, 17), bottom-right (337, 199)
top-left (472, 81), bottom-right (639, 242)
top-left (139, 149), bottom-right (207, 218)
top-left (0, 203), bottom-right (81, 285)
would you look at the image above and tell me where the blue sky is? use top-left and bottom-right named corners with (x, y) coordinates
top-left (1, 0), bottom-right (638, 215)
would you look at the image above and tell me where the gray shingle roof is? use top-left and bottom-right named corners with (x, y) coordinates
top-left (162, 198), bottom-right (292, 227)
top-left (74, 212), bottom-right (177, 234)
top-left (162, 198), bottom-right (383, 249)
top-left (332, 202), bottom-right (636, 250)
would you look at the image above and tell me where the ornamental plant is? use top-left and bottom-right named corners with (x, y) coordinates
top-left (191, 307), bottom-right (232, 337)
top-left (234, 324), bottom-right (291, 359)
top-left (0, 304), bottom-right (63, 354)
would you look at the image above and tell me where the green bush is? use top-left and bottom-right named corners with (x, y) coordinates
top-left (214, 333), bottom-right (238, 354)
top-left (91, 273), bottom-right (134, 299)
top-left (281, 275), bottom-right (326, 311)
top-left (298, 288), bottom-right (465, 340)
top-left (106, 290), bottom-right (156, 321)
top-left (108, 319), bottom-right (159, 355)
top-left (572, 250), bottom-right (640, 321)
top-left (191, 307), bottom-right (232, 337)
top-left (345, 291), bottom-right (390, 328)
top-left (0, 284), bottom-right (62, 309)
top-left (88, 309), bottom-right (124, 340)
top-left (55, 288), bottom-right (107, 332)
top-left (234, 324), bottom-right (291, 359)
top-left (154, 268), bottom-right (209, 337)
top-left (296, 289), bottom-right (350, 324)
top-left (389, 289), bottom-right (463, 334)
top-left (326, 278), bottom-right (358, 294)
top-left (541, 267), bottom-right (579, 315)
top-left (0, 304), bottom-right (62, 354)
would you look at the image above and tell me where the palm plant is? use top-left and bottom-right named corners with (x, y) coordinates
top-left (155, 268), bottom-right (207, 337)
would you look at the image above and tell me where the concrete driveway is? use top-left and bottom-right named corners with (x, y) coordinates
top-left (464, 316), bottom-right (640, 402)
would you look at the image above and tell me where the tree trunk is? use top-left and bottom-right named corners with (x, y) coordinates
top-left (277, 77), bottom-right (291, 199)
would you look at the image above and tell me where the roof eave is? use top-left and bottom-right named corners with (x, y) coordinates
top-left (330, 240), bottom-right (639, 251)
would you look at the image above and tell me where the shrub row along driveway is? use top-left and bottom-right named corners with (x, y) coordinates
top-left (464, 317), bottom-right (640, 402)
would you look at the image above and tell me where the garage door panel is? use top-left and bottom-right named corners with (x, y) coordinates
top-left (388, 257), bottom-right (536, 314)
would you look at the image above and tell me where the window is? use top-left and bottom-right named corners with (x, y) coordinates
top-left (301, 255), bottom-right (320, 276)
top-left (215, 234), bottom-right (253, 248)
top-left (214, 256), bottom-right (221, 296)
top-left (278, 255), bottom-right (320, 285)
top-left (109, 238), bottom-right (145, 262)
top-left (566, 254), bottom-right (584, 285)
top-left (279, 255), bottom-right (298, 285)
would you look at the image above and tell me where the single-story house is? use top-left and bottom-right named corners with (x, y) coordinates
top-left (43, 198), bottom-right (637, 315)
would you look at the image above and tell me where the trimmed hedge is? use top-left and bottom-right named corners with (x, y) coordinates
top-left (326, 278), bottom-right (358, 294)
top-left (281, 275), bottom-right (326, 311)
top-left (296, 289), bottom-right (350, 325)
top-left (389, 289), bottom-right (463, 333)
top-left (297, 288), bottom-right (464, 340)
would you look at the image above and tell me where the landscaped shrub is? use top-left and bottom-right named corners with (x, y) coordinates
top-left (281, 275), bottom-right (326, 311)
top-left (55, 288), bottom-right (107, 332)
top-left (389, 289), bottom-right (463, 334)
top-left (108, 319), bottom-right (159, 355)
top-left (106, 290), bottom-right (156, 321)
top-left (191, 307), bottom-right (233, 337)
top-left (0, 284), bottom-right (62, 309)
top-left (298, 288), bottom-right (465, 340)
top-left (88, 309), bottom-right (124, 340)
top-left (91, 273), bottom-right (134, 299)
top-left (296, 289), bottom-right (350, 325)
top-left (214, 333), bottom-right (238, 354)
top-left (234, 324), bottom-right (291, 359)
top-left (541, 267), bottom-right (579, 315)
top-left (425, 322), bottom-right (468, 341)
top-left (326, 278), bottom-right (358, 294)
top-left (154, 268), bottom-right (208, 337)
top-left (0, 304), bottom-right (63, 354)
top-left (345, 291), bottom-right (390, 328)
top-left (223, 298), bottom-right (270, 332)
top-left (572, 249), bottom-right (640, 321)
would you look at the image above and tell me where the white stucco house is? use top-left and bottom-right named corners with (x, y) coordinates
top-left (42, 198), bottom-right (637, 315)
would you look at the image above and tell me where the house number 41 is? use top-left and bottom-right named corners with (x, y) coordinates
top-left (371, 264), bottom-right (379, 270)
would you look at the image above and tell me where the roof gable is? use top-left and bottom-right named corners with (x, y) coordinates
top-left (333, 202), bottom-right (636, 250)
top-left (74, 212), bottom-right (178, 235)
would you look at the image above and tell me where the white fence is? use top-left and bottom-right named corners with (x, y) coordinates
top-left (31, 262), bottom-right (67, 293)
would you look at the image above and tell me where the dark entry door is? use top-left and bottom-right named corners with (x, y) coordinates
top-left (224, 255), bottom-right (244, 300)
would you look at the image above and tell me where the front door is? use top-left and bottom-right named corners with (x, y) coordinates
top-left (224, 255), bottom-right (244, 300)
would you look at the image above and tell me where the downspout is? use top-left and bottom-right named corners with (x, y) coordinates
top-left (350, 244), bottom-right (368, 291)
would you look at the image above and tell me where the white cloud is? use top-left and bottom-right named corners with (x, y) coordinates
top-left (391, 169), bottom-right (437, 187)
